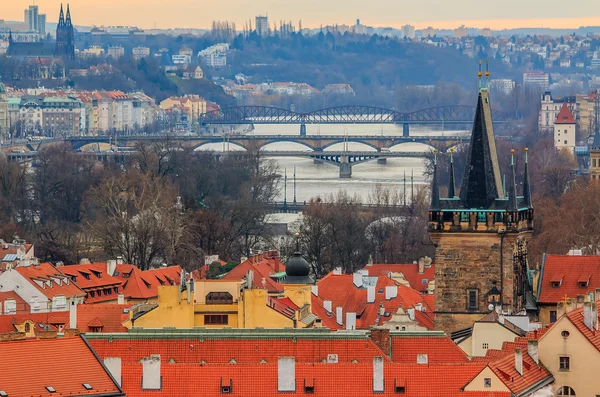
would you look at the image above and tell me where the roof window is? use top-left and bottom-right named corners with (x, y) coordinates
top-left (82, 384), bottom-right (93, 390)
top-left (45, 386), bottom-right (56, 393)
top-left (0, 390), bottom-right (7, 396)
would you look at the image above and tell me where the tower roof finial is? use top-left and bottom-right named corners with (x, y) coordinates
top-left (478, 60), bottom-right (483, 90)
top-left (508, 149), bottom-right (518, 212)
top-left (448, 147), bottom-right (456, 198)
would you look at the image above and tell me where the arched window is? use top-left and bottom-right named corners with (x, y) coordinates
top-left (206, 292), bottom-right (233, 304)
top-left (557, 386), bottom-right (576, 396)
top-left (24, 323), bottom-right (31, 333)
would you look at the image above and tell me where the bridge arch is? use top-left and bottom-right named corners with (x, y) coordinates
top-left (320, 140), bottom-right (380, 152)
top-left (389, 141), bottom-right (437, 152)
top-left (259, 141), bottom-right (316, 152)
top-left (193, 142), bottom-right (247, 152)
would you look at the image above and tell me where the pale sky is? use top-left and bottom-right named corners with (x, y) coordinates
top-left (4, 0), bottom-right (600, 30)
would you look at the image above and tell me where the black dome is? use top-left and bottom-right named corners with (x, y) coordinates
top-left (285, 252), bottom-right (314, 284)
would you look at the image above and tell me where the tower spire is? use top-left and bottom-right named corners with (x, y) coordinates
top-left (459, 88), bottom-right (504, 209)
top-left (430, 150), bottom-right (440, 211)
top-left (58, 4), bottom-right (65, 26)
top-left (478, 60), bottom-right (483, 90)
top-left (485, 60), bottom-right (490, 90)
top-left (508, 149), bottom-right (518, 212)
top-left (522, 148), bottom-right (532, 208)
top-left (448, 148), bottom-right (456, 198)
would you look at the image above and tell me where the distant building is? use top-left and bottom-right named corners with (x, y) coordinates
top-left (255, 15), bottom-right (269, 36)
top-left (14, 96), bottom-right (84, 136)
top-left (553, 103), bottom-right (576, 153)
top-left (198, 43), bottom-right (229, 68)
top-left (539, 91), bottom-right (578, 133)
top-left (172, 54), bottom-right (192, 65)
top-left (107, 46), bottom-right (124, 59)
top-left (182, 65), bottom-right (204, 80)
top-left (55, 4), bottom-right (75, 59)
top-left (421, 26), bottom-right (438, 38)
top-left (24, 5), bottom-right (46, 35)
top-left (523, 71), bottom-right (549, 90)
top-left (489, 79), bottom-right (516, 94)
top-left (401, 24), bottom-right (415, 39)
top-left (179, 46), bottom-right (194, 58)
top-left (322, 84), bottom-right (355, 96)
top-left (132, 46), bottom-right (150, 60)
top-left (453, 25), bottom-right (468, 38)
top-left (479, 28), bottom-right (493, 37)
top-left (80, 46), bottom-right (105, 58)
top-left (0, 79), bottom-right (8, 143)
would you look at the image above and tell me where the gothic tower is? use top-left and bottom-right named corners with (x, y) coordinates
top-left (55, 4), bottom-right (75, 59)
top-left (428, 66), bottom-right (534, 333)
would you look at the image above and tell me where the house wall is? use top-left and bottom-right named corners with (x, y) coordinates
top-left (0, 269), bottom-right (51, 313)
top-left (457, 335), bottom-right (473, 356)
top-left (127, 286), bottom-right (194, 329)
top-left (539, 315), bottom-right (600, 397)
top-left (463, 366), bottom-right (509, 392)
top-left (283, 284), bottom-right (312, 311)
top-left (471, 322), bottom-right (519, 357)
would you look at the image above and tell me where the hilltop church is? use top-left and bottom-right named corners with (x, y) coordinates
top-left (7, 4), bottom-right (75, 60)
top-left (428, 68), bottom-right (535, 333)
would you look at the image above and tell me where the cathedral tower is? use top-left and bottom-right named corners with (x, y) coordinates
top-left (55, 4), bottom-right (75, 59)
top-left (428, 64), bottom-right (534, 333)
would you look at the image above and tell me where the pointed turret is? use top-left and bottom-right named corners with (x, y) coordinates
top-left (508, 149), bottom-right (518, 212)
top-left (522, 148), bottom-right (532, 208)
top-left (459, 89), bottom-right (504, 209)
top-left (448, 148), bottom-right (456, 198)
top-left (58, 4), bottom-right (65, 27)
top-left (66, 4), bottom-right (72, 27)
top-left (430, 150), bottom-right (440, 211)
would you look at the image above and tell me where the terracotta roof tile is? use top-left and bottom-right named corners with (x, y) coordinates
top-left (554, 103), bottom-right (575, 124)
top-left (0, 336), bottom-right (123, 396)
top-left (565, 306), bottom-right (600, 352)
top-left (391, 334), bottom-right (469, 364)
top-left (538, 255), bottom-right (600, 303)
top-left (13, 263), bottom-right (85, 300)
top-left (363, 263), bottom-right (435, 293)
top-left (221, 252), bottom-right (285, 292)
top-left (76, 304), bottom-right (132, 333)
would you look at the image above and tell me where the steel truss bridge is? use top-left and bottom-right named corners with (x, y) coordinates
top-left (199, 105), bottom-right (514, 125)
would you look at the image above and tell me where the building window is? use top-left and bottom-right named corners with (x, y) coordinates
top-left (550, 311), bottom-right (557, 323)
top-left (561, 330), bottom-right (570, 339)
top-left (557, 386), bottom-right (576, 396)
top-left (482, 343), bottom-right (489, 350)
top-left (559, 356), bottom-right (570, 371)
top-left (467, 289), bottom-right (478, 311)
top-left (484, 378), bottom-right (491, 388)
top-left (206, 292), bottom-right (233, 304)
top-left (24, 323), bottom-right (31, 333)
top-left (205, 315), bottom-right (228, 325)
top-left (416, 354), bottom-right (428, 364)
top-left (551, 281), bottom-right (560, 288)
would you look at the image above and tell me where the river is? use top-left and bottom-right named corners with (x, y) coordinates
top-left (198, 124), bottom-right (468, 204)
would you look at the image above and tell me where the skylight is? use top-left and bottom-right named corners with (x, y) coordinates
top-left (45, 386), bottom-right (56, 393)
top-left (82, 384), bottom-right (93, 390)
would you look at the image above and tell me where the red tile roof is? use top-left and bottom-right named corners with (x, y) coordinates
top-left (76, 304), bottom-right (132, 333)
top-left (391, 334), bottom-right (469, 364)
top-left (14, 263), bottom-right (85, 300)
top-left (221, 252), bottom-right (285, 292)
top-left (61, 264), bottom-right (123, 303)
top-left (538, 255), bottom-right (600, 303)
top-left (0, 336), bottom-right (123, 396)
top-left (565, 306), bottom-right (600, 352)
top-left (312, 273), bottom-right (434, 330)
top-left (554, 103), bottom-right (575, 124)
top-left (363, 263), bottom-right (435, 293)
top-left (0, 291), bottom-right (30, 313)
top-left (0, 312), bottom-right (69, 334)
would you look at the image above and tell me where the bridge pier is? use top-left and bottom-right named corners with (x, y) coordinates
top-left (377, 158), bottom-right (387, 164)
top-left (300, 123), bottom-right (307, 136)
top-left (403, 123), bottom-right (410, 137)
top-left (339, 161), bottom-right (352, 178)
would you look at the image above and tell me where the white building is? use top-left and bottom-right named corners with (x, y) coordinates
top-left (401, 25), bottom-right (415, 39)
top-left (489, 79), bottom-right (516, 95)
top-left (256, 15), bottom-right (269, 36)
top-left (198, 43), bottom-right (229, 68)
top-left (132, 46), bottom-right (150, 60)
top-left (523, 71), bottom-right (549, 90)
top-left (538, 92), bottom-right (578, 133)
top-left (554, 103), bottom-right (576, 153)
top-left (107, 46), bottom-right (125, 59)
top-left (172, 54), bottom-right (192, 65)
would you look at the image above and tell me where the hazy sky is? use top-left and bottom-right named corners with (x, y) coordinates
top-left (4, 0), bottom-right (600, 30)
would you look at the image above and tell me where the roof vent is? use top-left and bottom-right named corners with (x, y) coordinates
top-left (82, 384), bottom-right (93, 390)
top-left (45, 386), bottom-right (56, 393)
top-left (0, 391), bottom-right (7, 397)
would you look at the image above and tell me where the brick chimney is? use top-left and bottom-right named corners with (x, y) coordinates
top-left (370, 328), bottom-right (391, 357)
top-left (584, 302), bottom-right (599, 331)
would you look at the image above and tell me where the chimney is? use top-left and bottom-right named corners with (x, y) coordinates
top-left (515, 348), bottom-right (523, 376)
top-left (117, 294), bottom-right (125, 305)
top-left (577, 294), bottom-right (585, 307)
top-left (528, 340), bottom-right (539, 364)
top-left (415, 303), bottom-right (423, 312)
top-left (346, 312), bottom-right (357, 330)
top-left (557, 301), bottom-right (565, 319)
top-left (333, 267), bottom-right (342, 275)
top-left (418, 258), bottom-right (425, 274)
top-left (584, 302), bottom-right (599, 331)
top-left (107, 260), bottom-right (117, 276)
top-left (367, 286), bottom-right (376, 303)
top-left (69, 298), bottom-right (77, 330)
top-left (370, 328), bottom-right (390, 357)
top-left (278, 357), bottom-right (295, 392)
top-left (407, 308), bottom-right (415, 321)
top-left (324, 300), bottom-right (332, 314)
top-left (336, 306), bottom-right (343, 325)
top-left (385, 286), bottom-right (398, 300)
top-left (246, 270), bottom-right (254, 290)
top-left (566, 298), bottom-right (576, 313)
top-left (116, 256), bottom-right (123, 265)
top-left (311, 285), bottom-right (319, 297)
top-left (373, 356), bottom-right (384, 393)
top-left (367, 255), bottom-right (373, 266)
top-left (353, 272), bottom-right (363, 288)
top-left (379, 302), bottom-right (385, 316)
top-left (104, 357), bottom-right (122, 386)
top-left (142, 355), bottom-right (161, 390)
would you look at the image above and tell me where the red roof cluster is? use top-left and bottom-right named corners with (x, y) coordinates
top-left (311, 272), bottom-right (434, 330)
top-left (391, 334), bottom-right (469, 363)
top-left (221, 251), bottom-right (285, 292)
top-left (76, 304), bottom-right (132, 333)
top-left (14, 263), bottom-right (85, 300)
top-left (363, 263), bottom-right (435, 293)
top-left (538, 255), bottom-right (600, 303)
top-left (0, 336), bottom-right (123, 396)
top-left (60, 264), bottom-right (124, 303)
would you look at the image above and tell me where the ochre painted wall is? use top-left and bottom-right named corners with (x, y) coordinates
top-left (463, 366), bottom-right (509, 392)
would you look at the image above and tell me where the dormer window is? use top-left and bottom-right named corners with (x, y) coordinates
top-left (552, 282), bottom-right (561, 288)
top-left (578, 274), bottom-right (591, 289)
top-left (579, 282), bottom-right (588, 288)
top-left (550, 274), bottom-right (563, 288)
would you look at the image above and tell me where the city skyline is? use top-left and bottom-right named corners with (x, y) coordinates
top-left (2, 0), bottom-right (600, 30)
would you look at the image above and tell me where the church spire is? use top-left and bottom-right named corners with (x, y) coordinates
top-left (522, 148), bottom-right (532, 209)
top-left (430, 149), bottom-right (441, 211)
top-left (58, 4), bottom-right (65, 26)
top-left (508, 149), bottom-right (518, 212)
top-left (448, 148), bottom-right (456, 198)
top-left (459, 86), bottom-right (504, 209)
top-left (66, 4), bottom-right (72, 27)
